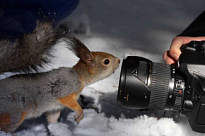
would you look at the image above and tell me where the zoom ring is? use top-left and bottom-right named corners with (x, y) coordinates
top-left (148, 63), bottom-right (170, 110)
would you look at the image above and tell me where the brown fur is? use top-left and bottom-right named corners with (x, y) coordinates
top-left (0, 28), bottom-right (120, 132)
top-left (0, 21), bottom-right (120, 132)
top-left (0, 51), bottom-right (120, 132)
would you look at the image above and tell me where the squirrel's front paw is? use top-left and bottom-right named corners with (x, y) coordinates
top-left (75, 111), bottom-right (84, 123)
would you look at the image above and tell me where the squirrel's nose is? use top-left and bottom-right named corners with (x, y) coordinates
top-left (116, 58), bottom-right (120, 64)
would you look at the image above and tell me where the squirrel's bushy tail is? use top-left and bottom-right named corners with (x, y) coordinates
top-left (0, 21), bottom-right (94, 74)
top-left (0, 21), bottom-right (67, 73)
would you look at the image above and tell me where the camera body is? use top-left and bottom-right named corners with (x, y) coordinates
top-left (117, 41), bottom-right (205, 133)
top-left (177, 41), bottom-right (205, 132)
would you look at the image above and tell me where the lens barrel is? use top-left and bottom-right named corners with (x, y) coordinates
top-left (118, 56), bottom-right (185, 111)
top-left (117, 56), bottom-right (151, 109)
top-left (148, 62), bottom-right (170, 110)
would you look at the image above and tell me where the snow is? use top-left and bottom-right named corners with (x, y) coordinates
top-left (1, 0), bottom-right (205, 136)
top-left (48, 123), bottom-right (72, 136)
top-left (67, 109), bottom-right (183, 136)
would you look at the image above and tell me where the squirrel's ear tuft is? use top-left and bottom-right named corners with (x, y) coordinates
top-left (63, 34), bottom-right (96, 67)
top-left (62, 33), bottom-right (96, 73)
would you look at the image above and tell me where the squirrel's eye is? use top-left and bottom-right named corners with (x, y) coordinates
top-left (104, 59), bottom-right (110, 65)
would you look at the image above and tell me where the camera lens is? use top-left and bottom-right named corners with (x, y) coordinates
top-left (117, 56), bottom-right (185, 111)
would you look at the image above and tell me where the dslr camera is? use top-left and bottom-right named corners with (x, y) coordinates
top-left (117, 41), bottom-right (205, 133)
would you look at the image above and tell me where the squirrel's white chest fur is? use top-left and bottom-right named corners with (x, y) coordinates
top-left (26, 101), bottom-right (64, 118)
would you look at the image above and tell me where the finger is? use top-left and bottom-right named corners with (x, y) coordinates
top-left (182, 36), bottom-right (205, 43)
top-left (163, 51), bottom-right (176, 65)
top-left (163, 51), bottom-right (167, 62)
top-left (169, 38), bottom-right (183, 61)
top-left (170, 36), bottom-right (205, 60)
top-left (165, 57), bottom-right (175, 65)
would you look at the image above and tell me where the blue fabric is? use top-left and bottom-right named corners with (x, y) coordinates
top-left (0, 0), bottom-right (80, 39)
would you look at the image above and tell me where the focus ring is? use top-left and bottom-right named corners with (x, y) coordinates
top-left (148, 63), bottom-right (170, 110)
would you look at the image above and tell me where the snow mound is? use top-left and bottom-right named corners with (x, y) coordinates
top-left (67, 109), bottom-right (183, 136)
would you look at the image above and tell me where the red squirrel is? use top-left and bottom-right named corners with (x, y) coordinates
top-left (0, 21), bottom-right (120, 132)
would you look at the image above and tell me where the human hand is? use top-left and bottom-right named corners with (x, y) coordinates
top-left (163, 36), bottom-right (205, 65)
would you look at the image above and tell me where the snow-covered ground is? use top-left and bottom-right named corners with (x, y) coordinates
top-left (1, 0), bottom-right (205, 136)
